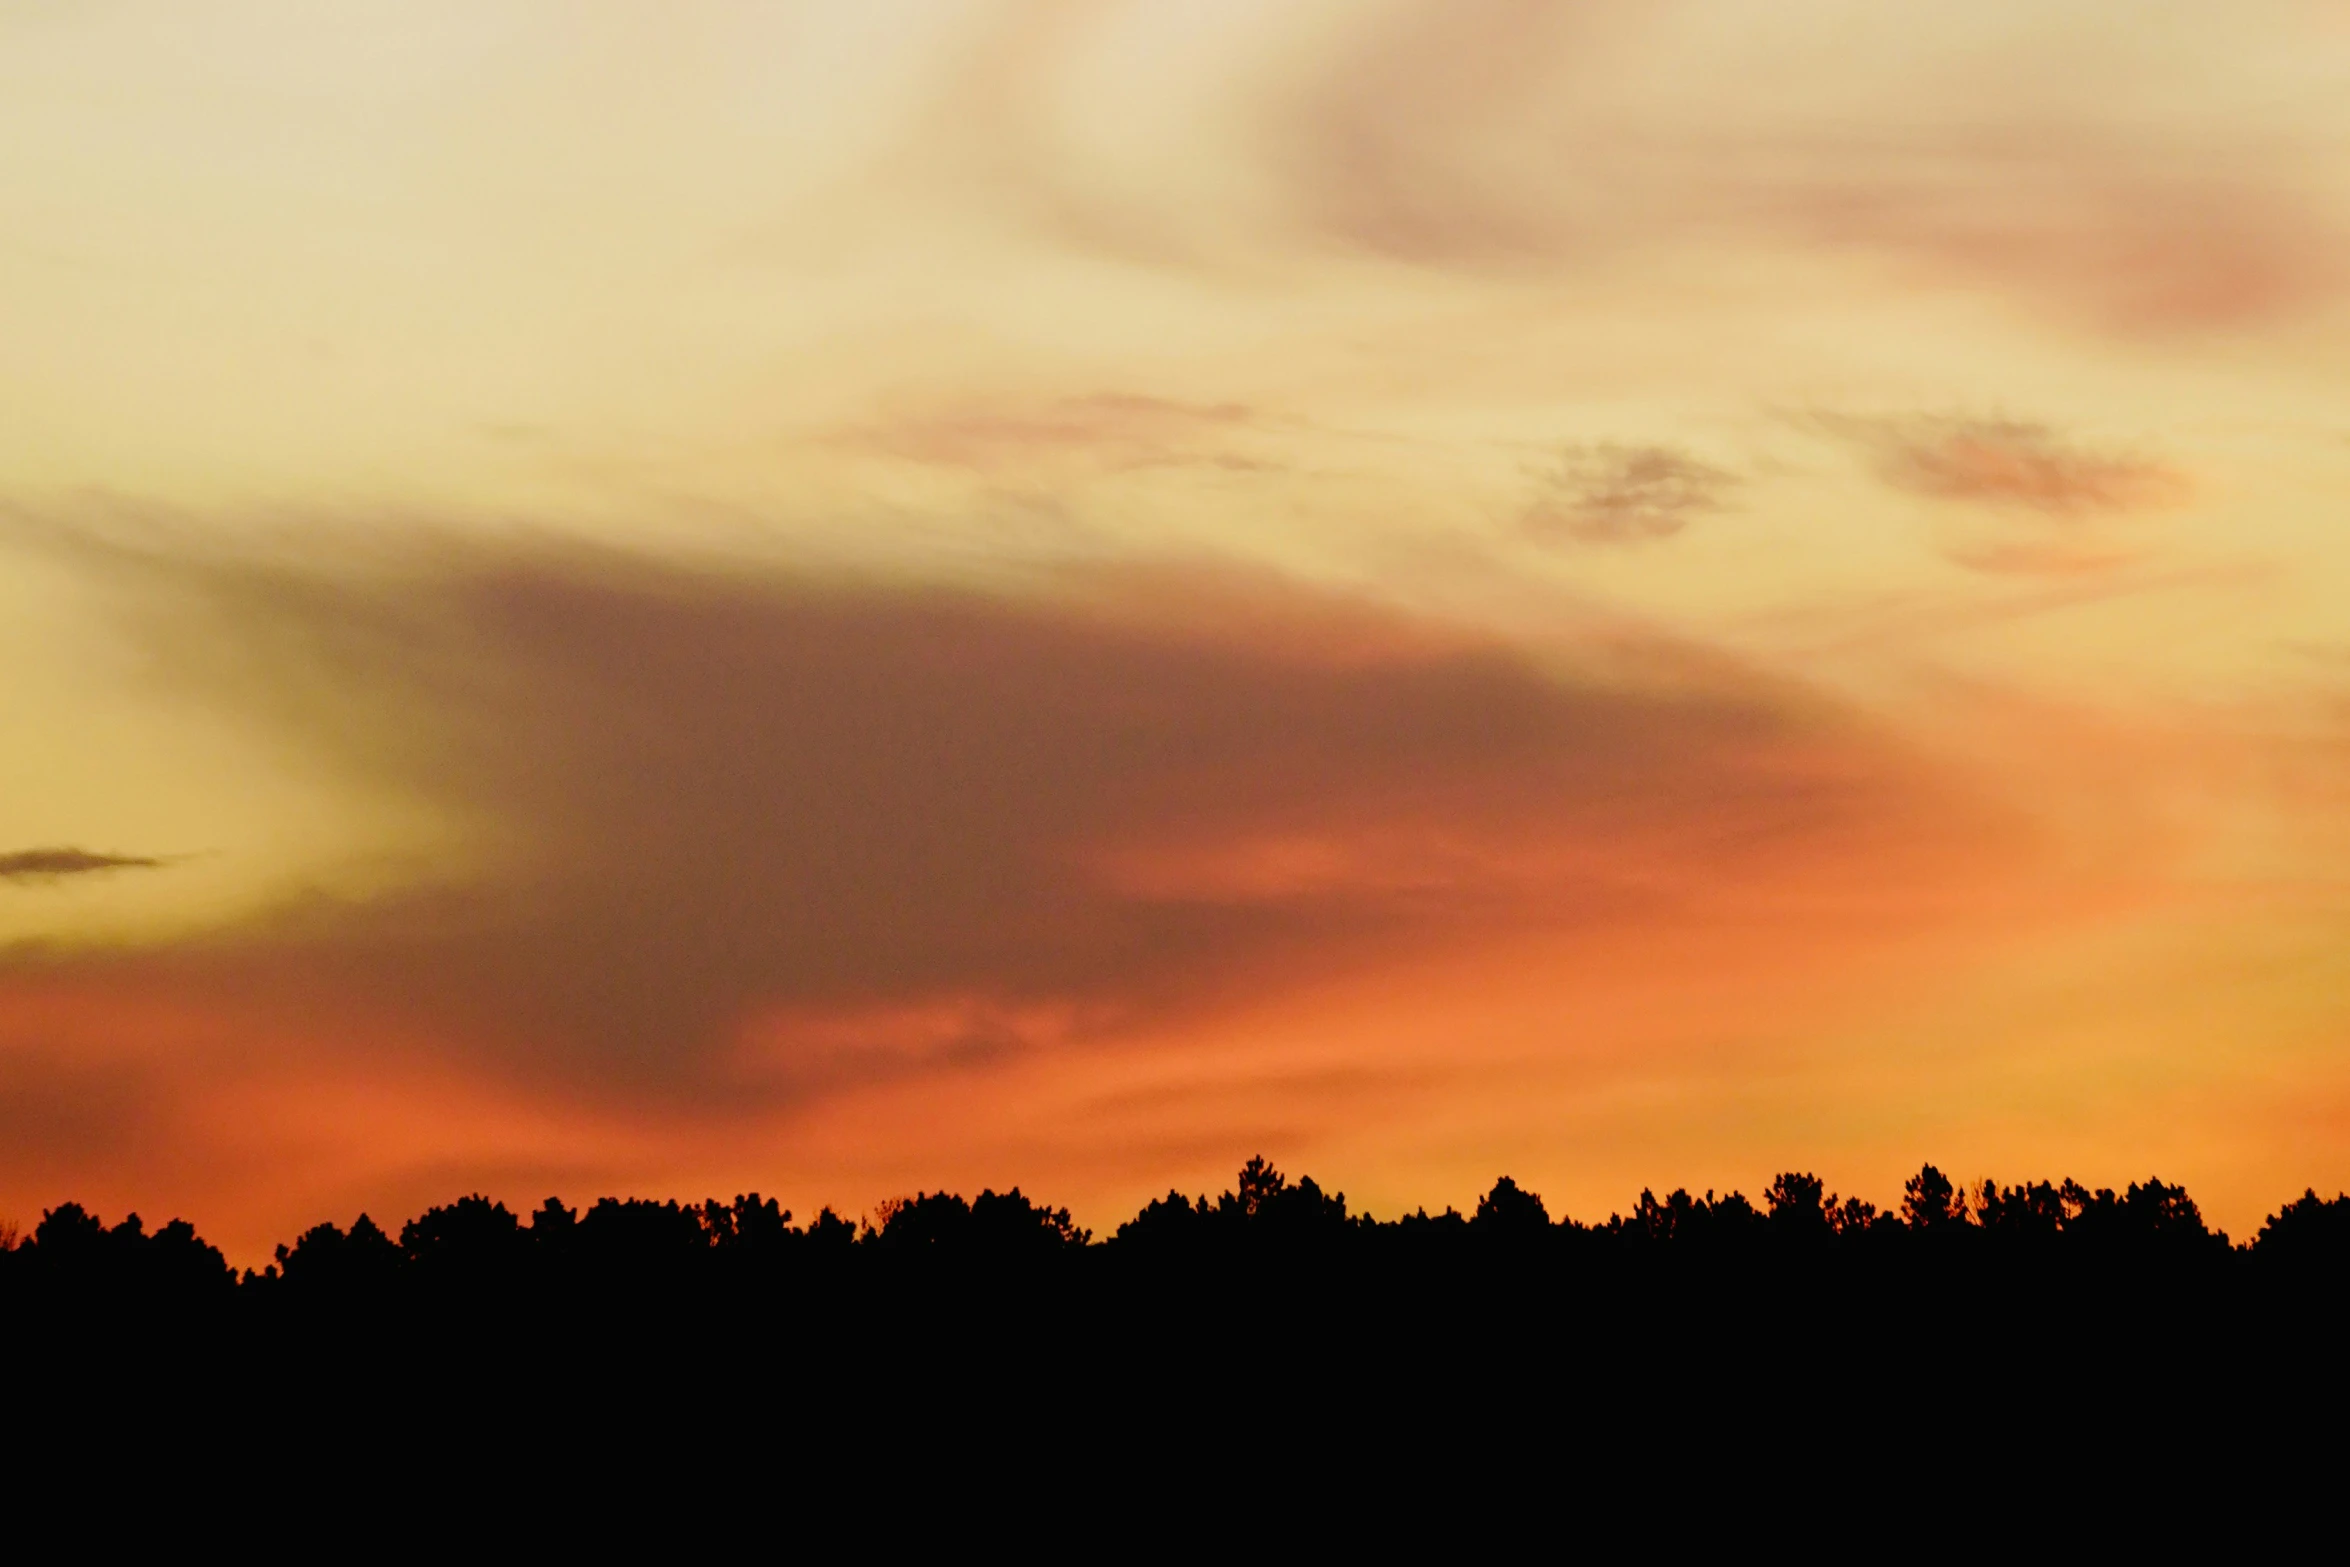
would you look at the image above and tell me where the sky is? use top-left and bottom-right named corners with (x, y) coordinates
top-left (5, 1), bottom-right (2350, 1258)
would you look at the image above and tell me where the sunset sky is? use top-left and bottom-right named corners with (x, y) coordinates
top-left (7, 1), bottom-right (2350, 1258)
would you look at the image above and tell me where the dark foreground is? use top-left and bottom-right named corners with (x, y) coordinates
top-left (14, 1155), bottom-right (2350, 1299)
top-left (10, 1159), bottom-right (2349, 1484)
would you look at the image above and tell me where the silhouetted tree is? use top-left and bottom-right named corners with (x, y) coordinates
top-left (532, 1196), bottom-right (579, 1244)
top-left (1974, 1180), bottom-right (2070, 1245)
top-left (1901, 1166), bottom-right (1969, 1233)
top-left (869, 1190), bottom-right (972, 1253)
top-left (2252, 1188), bottom-right (2350, 1274)
top-left (2121, 1179), bottom-right (2221, 1250)
top-left (573, 1197), bottom-right (710, 1285)
top-left (702, 1193), bottom-right (792, 1251)
top-left (1394, 1206), bottom-right (1470, 1245)
top-left (1114, 1190), bottom-right (1211, 1249)
top-left (969, 1188), bottom-right (1091, 1252)
top-left (1472, 1177), bottom-right (1550, 1239)
top-left (1227, 1156), bottom-right (1287, 1220)
top-left (1619, 1187), bottom-right (1763, 1254)
top-left (1628, 1188), bottom-right (1697, 1246)
top-left (402, 1194), bottom-right (528, 1287)
top-left (1764, 1173), bottom-right (1846, 1259)
top-left (1829, 1196), bottom-right (1882, 1237)
top-left (30, 1202), bottom-right (107, 1268)
top-left (804, 1206), bottom-right (857, 1256)
top-left (11, 1202), bottom-right (233, 1302)
top-left (1765, 1172), bottom-right (1828, 1226)
top-left (277, 1213), bottom-right (404, 1295)
top-left (2063, 1178), bottom-right (2226, 1262)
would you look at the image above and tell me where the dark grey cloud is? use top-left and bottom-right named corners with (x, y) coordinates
top-left (1526, 445), bottom-right (1734, 544)
top-left (11, 531), bottom-right (1974, 1109)
top-left (0, 848), bottom-right (162, 881)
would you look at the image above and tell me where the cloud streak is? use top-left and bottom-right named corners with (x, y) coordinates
top-left (0, 848), bottom-right (163, 881)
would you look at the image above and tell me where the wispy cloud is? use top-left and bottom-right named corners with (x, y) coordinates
top-left (840, 392), bottom-right (1279, 476)
top-left (1825, 416), bottom-right (2184, 515)
top-left (1254, 4), bottom-right (2349, 334)
top-left (1525, 444), bottom-right (1734, 544)
top-left (1940, 541), bottom-right (2145, 578)
top-left (0, 848), bottom-right (162, 881)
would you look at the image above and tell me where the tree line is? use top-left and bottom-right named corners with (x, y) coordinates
top-left (8, 1156), bottom-right (2350, 1307)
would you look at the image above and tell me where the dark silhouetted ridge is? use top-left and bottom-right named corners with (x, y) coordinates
top-left (3, 1157), bottom-right (2331, 1315)
top-left (12, 1157), bottom-right (2349, 1478)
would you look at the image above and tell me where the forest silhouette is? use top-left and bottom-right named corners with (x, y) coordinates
top-left (10, 1156), bottom-right (2349, 1311)
top-left (17, 1156), bottom-right (2350, 1459)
